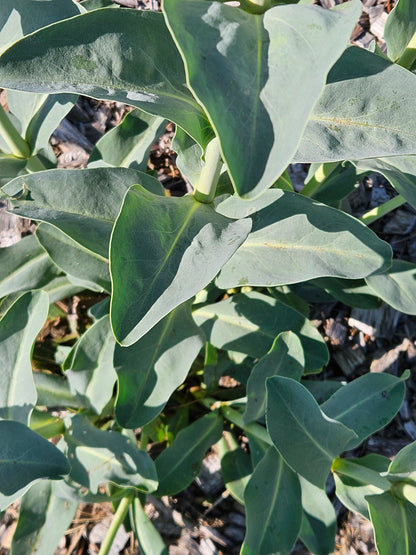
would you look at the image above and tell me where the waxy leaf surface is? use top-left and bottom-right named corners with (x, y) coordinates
top-left (0, 420), bottom-right (70, 496)
top-left (110, 186), bottom-right (251, 345)
top-left (0, 234), bottom-right (61, 298)
top-left (299, 476), bottom-right (336, 555)
top-left (354, 156), bottom-right (416, 210)
top-left (115, 301), bottom-right (204, 428)
top-left (36, 223), bottom-right (111, 293)
top-left (63, 316), bottom-right (116, 414)
top-left (0, 0), bottom-right (82, 53)
top-left (3, 168), bottom-right (161, 257)
top-left (243, 331), bottom-right (304, 425)
top-left (295, 47), bottom-right (416, 163)
top-left (155, 413), bottom-right (222, 496)
top-left (0, 9), bottom-right (210, 147)
top-left (11, 480), bottom-right (78, 555)
top-left (89, 109), bottom-right (166, 171)
top-left (266, 376), bottom-right (356, 488)
top-left (384, 0), bottom-right (416, 61)
top-left (193, 291), bottom-right (328, 372)
top-left (242, 447), bottom-right (301, 555)
top-left (217, 189), bottom-right (391, 287)
top-left (321, 372), bottom-right (406, 449)
top-left (64, 415), bottom-right (157, 493)
top-left (367, 491), bottom-right (416, 555)
top-left (218, 431), bottom-right (252, 505)
top-left (164, 0), bottom-right (360, 198)
top-left (0, 290), bottom-right (48, 423)
top-left (164, 0), bottom-right (359, 197)
top-left (131, 498), bottom-right (168, 555)
top-left (366, 259), bottom-right (416, 315)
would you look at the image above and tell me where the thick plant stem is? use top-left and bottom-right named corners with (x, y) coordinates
top-left (0, 103), bottom-right (31, 159)
top-left (193, 137), bottom-right (222, 204)
top-left (397, 30), bottom-right (416, 70)
top-left (359, 194), bottom-right (407, 226)
top-left (98, 495), bottom-right (133, 555)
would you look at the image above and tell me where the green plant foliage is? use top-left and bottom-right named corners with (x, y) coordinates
top-left (0, 290), bottom-right (48, 423)
top-left (88, 109), bottom-right (166, 171)
top-left (321, 372), bottom-right (407, 449)
top-left (0, 9), bottom-right (211, 147)
top-left (0, 234), bottom-right (61, 298)
top-left (1, 0), bottom-right (416, 552)
top-left (11, 480), bottom-right (78, 555)
top-left (0, 420), bottom-right (70, 496)
top-left (114, 300), bottom-right (205, 428)
top-left (294, 47), bottom-right (416, 163)
top-left (266, 376), bottom-right (357, 488)
top-left (216, 189), bottom-right (392, 287)
top-left (63, 415), bottom-right (158, 494)
top-left (299, 476), bottom-right (337, 555)
top-left (110, 186), bottom-right (251, 345)
top-left (154, 413), bottom-right (222, 496)
top-left (242, 447), bottom-right (301, 555)
top-left (193, 291), bottom-right (329, 371)
top-left (164, 0), bottom-right (361, 198)
top-left (243, 331), bottom-right (304, 425)
top-left (366, 259), bottom-right (416, 314)
top-left (63, 315), bottom-right (116, 414)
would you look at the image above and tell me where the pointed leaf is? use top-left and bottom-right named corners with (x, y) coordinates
top-left (0, 9), bottom-right (210, 147)
top-left (366, 260), bottom-right (416, 315)
top-left (3, 168), bottom-right (162, 257)
top-left (243, 331), bottom-right (304, 425)
top-left (0, 0), bottom-right (82, 54)
top-left (33, 372), bottom-right (83, 409)
top-left (114, 301), bottom-right (204, 428)
top-left (110, 186), bottom-right (251, 345)
top-left (388, 440), bottom-right (416, 480)
top-left (64, 415), bottom-right (157, 493)
top-left (242, 447), bottom-right (301, 555)
top-left (164, 0), bottom-right (360, 198)
top-left (7, 90), bottom-right (77, 154)
top-left (321, 372), bottom-right (406, 449)
top-left (131, 498), bottom-right (168, 555)
top-left (384, 0), bottom-right (416, 62)
top-left (193, 291), bottom-right (329, 372)
top-left (63, 316), bottom-right (116, 414)
top-left (11, 480), bottom-right (78, 555)
top-left (0, 420), bottom-right (70, 496)
top-left (354, 156), bottom-right (416, 211)
top-left (367, 491), bottom-right (416, 555)
top-left (217, 432), bottom-right (252, 505)
top-left (155, 413), bottom-right (222, 496)
top-left (295, 47), bottom-right (416, 163)
top-left (35, 222), bottom-right (111, 293)
top-left (266, 376), bottom-right (357, 488)
top-left (89, 109), bottom-right (166, 171)
top-left (0, 290), bottom-right (48, 423)
top-left (216, 190), bottom-right (392, 287)
top-left (299, 476), bottom-right (336, 555)
top-left (332, 455), bottom-right (391, 520)
top-left (0, 234), bottom-right (61, 298)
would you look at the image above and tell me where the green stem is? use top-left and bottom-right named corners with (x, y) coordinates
top-left (397, 30), bottom-right (416, 70)
top-left (300, 162), bottom-right (340, 198)
top-left (193, 137), bottom-right (222, 204)
top-left (98, 495), bottom-right (134, 555)
top-left (0, 103), bottom-right (31, 159)
top-left (359, 194), bottom-right (406, 226)
top-left (239, 0), bottom-right (271, 14)
top-left (221, 406), bottom-right (272, 446)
